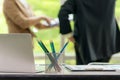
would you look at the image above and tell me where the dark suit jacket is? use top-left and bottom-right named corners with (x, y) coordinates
top-left (58, 0), bottom-right (119, 63)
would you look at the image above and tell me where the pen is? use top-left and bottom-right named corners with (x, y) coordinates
top-left (47, 41), bottom-right (69, 70)
top-left (37, 40), bottom-right (54, 62)
top-left (37, 40), bottom-right (61, 71)
top-left (57, 41), bottom-right (69, 59)
top-left (37, 40), bottom-right (53, 64)
top-left (38, 40), bottom-right (49, 53)
top-left (50, 40), bottom-right (56, 59)
top-left (60, 41), bottom-right (69, 53)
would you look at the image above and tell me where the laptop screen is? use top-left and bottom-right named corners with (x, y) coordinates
top-left (0, 33), bottom-right (36, 73)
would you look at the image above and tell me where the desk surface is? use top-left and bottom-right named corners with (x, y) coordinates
top-left (0, 67), bottom-right (120, 80)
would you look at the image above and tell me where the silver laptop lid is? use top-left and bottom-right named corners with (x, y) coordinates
top-left (0, 33), bottom-right (35, 73)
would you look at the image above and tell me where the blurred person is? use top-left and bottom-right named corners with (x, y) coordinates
top-left (58, 0), bottom-right (120, 65)
top-left (3, 0), bottom-right (51, 38)
top-left (60, 0), bottom-right (67, 5)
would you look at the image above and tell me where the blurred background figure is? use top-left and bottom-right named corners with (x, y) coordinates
top-left (3, 0), bottom-right (51, 38)
top-left (58, 0), bottom-right (120, 65)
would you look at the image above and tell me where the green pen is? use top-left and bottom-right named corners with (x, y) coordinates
top-left (50, 40), bottom-right (56, 59)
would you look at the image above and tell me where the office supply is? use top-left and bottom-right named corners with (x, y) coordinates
top-left (88, 62), bottom-right (111, 65)
top-left (37, 40), bottom-right (54, 65)
top-left (0, 34), bottom-right (40, 73)
top-left (45, 53), bottom-right (61, 72)
top-left (64, 64), bottom-right (120, 71)
top-left (59, 41), bottom-right (69, 53)
top-left (56, 41), bottom-right (69, 59)
top-left (37, 40), bottom-right (57, 68)
top-left (50, 41), bottom-right (56, 58)
top-left (37, 40), bottom-right (49, 53)
top-left (45, 41), bottom-right (69, 71)
top-left (37, 40), bottom-right (61, 72)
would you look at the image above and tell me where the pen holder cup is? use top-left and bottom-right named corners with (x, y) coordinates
top-left (45, 53), bottom-right (64, 73)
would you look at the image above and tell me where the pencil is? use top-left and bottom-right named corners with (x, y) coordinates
top-left (37, 40), bottom-right (61, 71)
top-left (37, 40), bottom-right (54, 62)
top-left (50, 40), bottom-right (56, 59)
top-left (38, 40), bottom-right (49, 53)
top-left (60, 41), bottom-right (69, 53)
top-left (47, 41), bottom-right (69, 70)
top-left (57, 41), bottom-right (69, 59)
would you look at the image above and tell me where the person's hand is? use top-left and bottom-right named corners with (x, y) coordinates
top-left (35, 23), bottom-right (49, 29)
top-left (40, 16), bottom-right (51, 26)
top-left (35, 16), bottom-right (51, 29)
top-left (68, 36), bottom-right (75, 43)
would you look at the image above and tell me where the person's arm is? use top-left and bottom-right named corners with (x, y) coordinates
top-left (3, 1), bottom-right (49, 29)
top-left (34, 17), bottom-right (51, 29)
top-left (28, 16), bottom-right (50, 28)
top-left (27, 4), bottom-right (51, 29)
top-left (62, 32), bottom-right (75, 43)
top-left (58, 0), bottom-right (76, 42)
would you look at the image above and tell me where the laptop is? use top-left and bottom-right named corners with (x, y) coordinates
top-left (64, 64), bottom-right (118, 71)
top-left (0, 33), bottom-right (42, 73)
